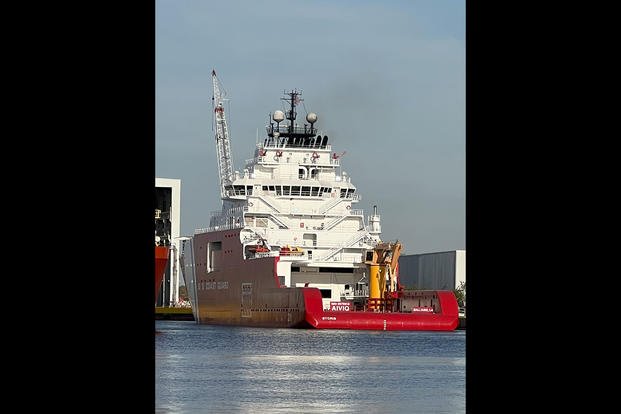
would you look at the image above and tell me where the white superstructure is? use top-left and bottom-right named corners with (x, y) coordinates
top-left (195, 79), bottom-right (385, 310)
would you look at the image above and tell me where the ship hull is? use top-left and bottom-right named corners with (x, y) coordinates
top-left (302, 289), bottom-right (458, 331)
top-left (185, 229), bottom-right (458, 331)
top-left (155, 246), bottom-right (169, 303)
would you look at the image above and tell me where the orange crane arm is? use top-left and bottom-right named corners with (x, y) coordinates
top-left (389, 242), bottom-right (402, 276)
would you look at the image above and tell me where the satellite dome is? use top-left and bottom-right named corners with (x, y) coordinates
top-left (306, 112), bottom-right (317, 123)
top-left (273, 110), bottom-right (285, 122)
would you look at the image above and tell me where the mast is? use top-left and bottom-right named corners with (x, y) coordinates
top-left (266, 89), bottom-right (317, 141)
top-left (212, 69), bottom-right (234, 199)
top-left (284, 89), bottom-right (298, 134)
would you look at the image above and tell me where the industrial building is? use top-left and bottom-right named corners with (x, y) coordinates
top-left (155, 177), bottom-right (181, 307)
top-left (398, 250), bottom-right (466, 292)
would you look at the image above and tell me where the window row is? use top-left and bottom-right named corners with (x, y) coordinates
top-left (225, 184), bottom-right (356, 198)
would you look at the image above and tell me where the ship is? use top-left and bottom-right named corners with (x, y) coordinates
top-left (179, 70), bottom-right (458, 330)
top-left (155, 244), bottom-right (169, 304)
top-left (155, 208), bottom-right (170, 304)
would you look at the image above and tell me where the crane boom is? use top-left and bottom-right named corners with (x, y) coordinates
top-left (212, 69), bottom-right (235, 199)
top-left (366, 241), bottom-right (402, 293)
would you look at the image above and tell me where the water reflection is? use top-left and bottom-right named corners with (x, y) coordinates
top-left (156, 321), bottom-right (465, 413)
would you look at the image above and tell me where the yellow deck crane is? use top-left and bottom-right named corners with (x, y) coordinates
top-left (364, 241), bottom-right (402, 311)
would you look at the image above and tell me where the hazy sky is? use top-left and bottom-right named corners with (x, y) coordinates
top-left (156, 0), bottom-right (465, 255)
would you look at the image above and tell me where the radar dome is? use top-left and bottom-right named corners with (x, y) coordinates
top-left (306, 112), bottom-right (317, 123)
top-left (273, 110), bottom-right (285, 122)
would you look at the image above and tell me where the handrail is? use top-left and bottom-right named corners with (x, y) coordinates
top-left (320, 197), bottom-right (342, 214)
top-left (256, 195), bottom-right (281, 213)
top-left (316, 231), bottom-right (369, 262)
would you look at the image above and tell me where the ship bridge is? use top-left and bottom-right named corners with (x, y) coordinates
top-left (205, 88), bottom-right (380, 271)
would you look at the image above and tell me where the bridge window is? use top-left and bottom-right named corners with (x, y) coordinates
top-left (311, 187), bottom-right (319, 196)
top-left (282, 186), bottom-right (290, 196)
top-left (320, 289), bottom-right (332, 299)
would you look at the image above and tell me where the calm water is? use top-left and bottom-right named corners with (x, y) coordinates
top-left (156, 320), bottom-right (465, 413)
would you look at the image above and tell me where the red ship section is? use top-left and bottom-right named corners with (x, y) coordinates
top-left (302, 288), bottom-right (458, 331)
top-left (155, 245), bottom-right (169, 303)
top-left (186, 230), bottom-right (459, 331)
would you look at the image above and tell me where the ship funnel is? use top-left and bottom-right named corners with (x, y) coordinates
top-left (369, 205), bottom-right (381, 235)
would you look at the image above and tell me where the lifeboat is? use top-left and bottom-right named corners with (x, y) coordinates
top-left (280, 245), bottom-right (304, 256)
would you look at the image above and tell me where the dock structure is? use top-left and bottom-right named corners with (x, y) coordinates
top-left (155, 307), bottom-right (194, 320)
top-left (156, 177), bottom-right (183, 307)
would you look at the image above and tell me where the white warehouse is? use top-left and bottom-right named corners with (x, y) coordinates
top-left (155, 177), bottom-right (181, 307)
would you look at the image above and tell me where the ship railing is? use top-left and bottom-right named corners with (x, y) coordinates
top-left (265, 124), bottom-right (319, 136)
top-left (278, 250), bottom-right (305, 257)
top-left (272, 141), bottom-right (330, 151)
top-left (254, 251), bottom-right (279, 259)
top-left (341, 288), bottom-right (370, 300)
top-left (245, 157), bottom-right (259, 166)
top-left (267, 237), bottom-right (369, 250)
top-left (210, 205), bottom-right (245, 218)
top-left (254, 156), bottom-right (337, 167)
top-left (194, 220), bottom-right (244, 235)
top-left (244, 186), bottom-right (359, 200)
top-left (317, 231), bottom-right (369, 262)
top-left (199, 208), bottom-right (246, 233)
top-left (285, 208), bottom-right (358, 222)
top-left (259, 141), bottom-right (333, 151)
top-left (256, 195), bottom-right (282, 213)
top-left (267, 213), bottom-right (290, 229)
top-left (261, 135), bottom-right (333, 148)
top-left (320, 197), bottom-right (342, 214)
top-left (270, 172), bottom-right (320, 181)
top-left (324, 214), bottom-right (349, 230)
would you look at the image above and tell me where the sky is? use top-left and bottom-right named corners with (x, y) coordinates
top-left (156, 0), bottom-right (465, 255)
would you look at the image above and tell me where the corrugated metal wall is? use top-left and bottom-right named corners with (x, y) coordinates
top-left (455, 250), bottom-right (466, 288)
top-left (399, 251), bottom-right (465, 290)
